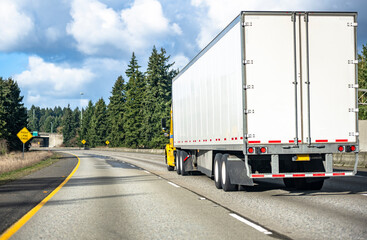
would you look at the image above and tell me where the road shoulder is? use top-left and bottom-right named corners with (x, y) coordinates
top-left (0, 152), bottom-right (78, 234)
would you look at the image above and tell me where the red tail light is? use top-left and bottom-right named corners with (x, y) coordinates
top-left (248, 147), bottom-right (254, 153)
top-left (260, 147), bottom-right (267, 153)
top-left (350, 145), bottom-right (356, 151)
top-left (338, 146), bottom-right (344, 152)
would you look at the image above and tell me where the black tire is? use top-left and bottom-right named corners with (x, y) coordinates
top-left (176, 150), bottom-right (181, 175)
top-left (214, 153), bottom-right (222, 189)
top-left (221, 154), bottom-right (237, 192)
top-left (283, 178), bottom-right (296, 188)
top-left (294, 178), bottom-right (324, 190)
top-left (180, 151), bottom-right (187, 176)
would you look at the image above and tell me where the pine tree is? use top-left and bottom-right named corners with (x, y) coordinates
top-left (359, 44), bottom-right (367, 119)
top-left (108, 76), bottom-right (126, 147)
top-left (142, 47), bottom-right (177, 148)
top-left (82, 101), bottom-right (94, 147)
top-left (0, 77), bottom-right (28, 151)
top-left (62, 105), bottom-right (74, 146)
top-left (124, 53), bottom-right (146, 148)
top-left (89, 98), bottom-right (108, 147)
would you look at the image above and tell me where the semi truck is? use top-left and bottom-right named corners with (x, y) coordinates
top-left (164, 11), bottom-right (359, 191)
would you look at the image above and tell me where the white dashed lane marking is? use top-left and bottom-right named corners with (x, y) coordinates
top-left (229, 213), bottom-right (272, 235)
top-left (167, 182), bottom-right (180, 188)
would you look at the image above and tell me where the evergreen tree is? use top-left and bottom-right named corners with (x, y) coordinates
top-left (359, 44), bottom-right (367, 119)
top-left (89, 98), bottom-right (107, 147)
top-left (62, 104), bottom-right (74, 146)
top-left (123, 53), bottom-right (146, 148)
top-left (0, 77), bottom-right (28, 151)
top-left (142, 47), bottom-right (177, 148)
top-left (108, 76), bottom-right (126, 147)
top-left (81, 101), bottom-right (94, 147)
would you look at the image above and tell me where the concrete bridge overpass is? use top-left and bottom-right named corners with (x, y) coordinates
top-left (31, 132), bottom-right (63, 148)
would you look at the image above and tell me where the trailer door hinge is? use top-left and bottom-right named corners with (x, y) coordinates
top-left (348, 83), bottom-right (359, 88)
top-left (348, 60), bottom-right (360, 64)
top-left (244, 85), bottom-right (254, 90)
top-left (245, 134), bottom-right (255, 138)
top-left (243, 22), bottom-right (252, 27)
top-left (347, 22), bottom-right (358, 27)
top-left (349, 132), bottom-right (359, 136)
top-left (243, 60), bottom-right (253, 65)
top-left (348, 108), bottom-right (359, 113)
top-left (245, 109), bottom-right (255, 114)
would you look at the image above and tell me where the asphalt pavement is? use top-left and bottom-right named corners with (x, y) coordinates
top-left (0, 153), bottom-right (77, 234)
top-left (8, 151), bottom-right (274, 240)
top-left (2, 149), bottom-right (367, 239)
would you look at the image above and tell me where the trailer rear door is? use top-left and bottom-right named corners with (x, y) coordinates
top-left (301, 13), bottom-right (357, 144)
top-left (244, 13), bottom-right (299, 144)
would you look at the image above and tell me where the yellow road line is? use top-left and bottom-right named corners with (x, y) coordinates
top-left (0, 154), bottom-right (81, 240)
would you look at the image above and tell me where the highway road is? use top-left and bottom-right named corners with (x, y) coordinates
top-left (3, 149), bottom-right (367, 239)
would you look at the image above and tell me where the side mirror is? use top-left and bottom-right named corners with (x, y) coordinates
top-left (161, 118), bottom-right (167, 132)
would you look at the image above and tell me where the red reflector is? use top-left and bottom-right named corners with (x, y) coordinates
top-left (248, 141), bottom-right (261, 144)
top-left (333, 172), bottom-right (345, 176)
top-left (260, 147), bottom-right (266, 153)
top-left (293, 174), bottom-right (305, 177)
top-left (336, 139), bottom-right (348, 142)
top-left (313, 173), bottom-right (325, 177)
top-left (273, 174), bottom-right (285, 178)
top-left (316, 139), bottom-right (328, 143)
top-left (268, 140), bottom-right (281, 143)
top-left (248, 147), bottom-right (254, 153)
top-left (350, 145), bottom-right (356, 151)
top-left (338, 146), bottom-right (344, 152)
top-left (252, 174), bottom-right (264, 178)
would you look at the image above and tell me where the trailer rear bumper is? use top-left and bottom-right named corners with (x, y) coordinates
top-left (250, 171), bottom-right (354, 179)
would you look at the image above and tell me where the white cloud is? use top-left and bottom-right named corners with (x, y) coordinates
top-left (172, 54), bottom-right (189, 70)
top-left (15, 56), bottom-right (94, 97)
top-left (45, 27), bottom-right (61, 42)
top-left (0, 0), bottom-right (34, 51)
top-left (191, 0), bottom-right (323, 49)
top-left (66, 0), bottom-right (181, 54)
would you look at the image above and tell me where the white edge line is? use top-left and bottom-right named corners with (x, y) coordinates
top-left (229, 213), bottom-right (272, 235)
top-left (167, 181), bottom-right (180, 188)
top-left (362, 193), bottom-right (367, 196)
top-left (143, 170), bottom-right (150, 174)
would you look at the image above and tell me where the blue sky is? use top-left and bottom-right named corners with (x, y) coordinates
top-left (0, 0), bottom-right (366, 109)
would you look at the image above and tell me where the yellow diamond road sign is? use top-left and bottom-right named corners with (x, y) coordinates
top-left (17, 127), bottom-right (33, 144)
top-left (81, 139), bottom-right (86, 144)
top-left (105, 140), bottom-right (110, 145)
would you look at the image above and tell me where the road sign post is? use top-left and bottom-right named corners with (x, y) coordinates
top-left (17, 127), bottom-right (33, 159)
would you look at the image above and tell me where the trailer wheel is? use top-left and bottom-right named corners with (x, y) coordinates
top-left (283, 178), bottom-right (295, 188)
top-left (214, 153), bottom-right (222, 189)
top-left (180, 151), bottom-right (187, 176)
top-left (221, 154), bottom-right (237, 191)
top-left (176, 150), bottom-right (181, 175)
top-left (294, 178), bottom-right (324, 190)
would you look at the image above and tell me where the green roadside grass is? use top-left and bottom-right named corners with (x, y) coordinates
top-left (0, 153), bottom-right (61, 186)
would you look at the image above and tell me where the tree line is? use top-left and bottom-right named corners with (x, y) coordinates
top-left (25, 46), bottom-right (177, 149)
top-left (2, 44), bottom-right (367, 152)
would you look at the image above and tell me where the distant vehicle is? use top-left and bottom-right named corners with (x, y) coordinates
top-left (165, 11), bottom-right (359, 191)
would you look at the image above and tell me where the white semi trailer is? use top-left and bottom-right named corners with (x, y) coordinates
top-left (167, 11), bottom-right (359, 191)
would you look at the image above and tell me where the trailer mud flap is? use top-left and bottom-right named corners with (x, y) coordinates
top-left (227, 157), bottom-right (254, 186)
top-left (181, 150), bottom-right (194, 172)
